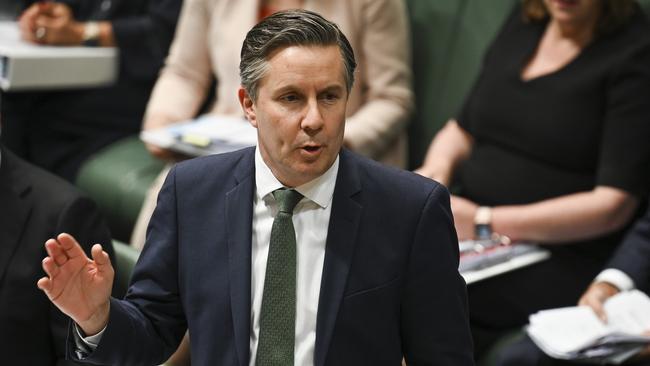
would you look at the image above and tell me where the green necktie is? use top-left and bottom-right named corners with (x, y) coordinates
top-left (256, 188), bottom-right (303, 366)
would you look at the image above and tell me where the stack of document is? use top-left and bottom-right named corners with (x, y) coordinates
top-left (140, 114), bottom-right (257, 157)
top-left (528, 290), bottom-right (650, 364)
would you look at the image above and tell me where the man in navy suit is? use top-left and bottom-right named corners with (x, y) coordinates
top-left (37, 10), bottom-right (474, 366)
top-left (496, 204), bottom-right (650, 365)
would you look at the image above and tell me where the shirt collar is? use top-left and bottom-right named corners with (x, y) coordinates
top-left (254, 146), bottom-right (339, 209)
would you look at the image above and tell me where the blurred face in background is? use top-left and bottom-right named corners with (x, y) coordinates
top-left (543, 0), bottom-right (602, 29)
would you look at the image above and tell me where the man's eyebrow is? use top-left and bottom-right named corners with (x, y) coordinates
top-left (273, 85), bottom-right (300, 95)
top-left (320, 84), bottom-right (345, 93)
top-left (272, 83), bottom-right (345, 95)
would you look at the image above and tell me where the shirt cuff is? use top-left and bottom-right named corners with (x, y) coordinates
top-left (594, 268), bottom-right (635, 292)
top-left (73, 323), bottom-right (106, 358)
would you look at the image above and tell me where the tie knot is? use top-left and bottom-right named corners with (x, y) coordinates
top-left (273, 189), bottom-right (303, 214)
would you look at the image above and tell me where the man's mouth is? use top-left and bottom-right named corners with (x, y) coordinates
top-left (303, 145), bottom-right (321, 152)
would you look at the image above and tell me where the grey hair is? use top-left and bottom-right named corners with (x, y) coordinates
top-left (240, 9), bottom-right (356, 101)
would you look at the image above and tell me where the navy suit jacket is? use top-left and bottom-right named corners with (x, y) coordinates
top-left (607, 204), bottom-right (650, 294)
top-left (75, 147), bottom-right (474, 365)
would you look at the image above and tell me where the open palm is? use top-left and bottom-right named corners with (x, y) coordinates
top-left (38, 233), bottom-right (113, 335)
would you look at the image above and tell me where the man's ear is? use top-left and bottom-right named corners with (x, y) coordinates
top-left (238, 87), bottom-right (258, 128)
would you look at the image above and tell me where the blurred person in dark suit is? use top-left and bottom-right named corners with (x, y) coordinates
top-left (0, 122), bottom-right (113, 364)
top-left (496, 203), bottom-right (650, 365)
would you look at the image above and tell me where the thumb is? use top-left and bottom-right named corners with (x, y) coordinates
top-left (590, 299), bottom-right (607, 322)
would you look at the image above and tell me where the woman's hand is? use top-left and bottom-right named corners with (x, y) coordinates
top-left (450, 195), bottom-right (479, 241)
top-left (19, 2), bottom-right (85, 45)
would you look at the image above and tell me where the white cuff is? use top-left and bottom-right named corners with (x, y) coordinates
top-left (594, 268), bottom-right (635, 292)
top-left (74, 323), bottom-right (106, 349)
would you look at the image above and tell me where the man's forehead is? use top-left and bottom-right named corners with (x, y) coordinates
top-left (260, 45), bottom-right (346, 89)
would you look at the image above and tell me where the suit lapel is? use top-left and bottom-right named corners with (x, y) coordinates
top-left (225, 149), bottom-right (256, 366)
top-left (314, 150), bottom-right (362, 366)
top-left (0, 150), bottom-right (33, 285)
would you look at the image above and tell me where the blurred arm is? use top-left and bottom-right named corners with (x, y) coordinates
top-left (343, 0), bottom-right (414, 160)
top-left (415, 120), bottom-right (473, 187)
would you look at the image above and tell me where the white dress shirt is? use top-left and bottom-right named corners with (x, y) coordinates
top-left (78, 147), bottom-right (339, 366)
top-left (595, 268), bottom-right (635, 292)
top-left (250, 147), bottom-right (338, 366)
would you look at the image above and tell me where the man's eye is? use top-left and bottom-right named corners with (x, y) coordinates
top-left (322, 93), bottom-right (340, 103)
top-left (281, 94), bottom-right (300, 102)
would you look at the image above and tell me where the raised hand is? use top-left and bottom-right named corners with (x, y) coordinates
top-left (37, 233), bottom-right (113, 335)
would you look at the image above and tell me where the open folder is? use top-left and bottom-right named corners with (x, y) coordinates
top-left (528, 290), bottom-right (650, 364)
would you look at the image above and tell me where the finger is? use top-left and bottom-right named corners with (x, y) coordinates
top-left (41, 257), bottom-right (61, 279)
top-left (32, 18), bottom-right (53, 44)
top-left (37, 276), bottom-right (52, 292)
top-left (18, 9), bottom-right (39, 42)
top-left (50, 3), bottom-right (70, 17)
top-left (19, 3), bottom-right (40, 22)
top-left (34, 15), bottom-right (58, 30)
top-left (45, 239), bottom-right (68, 266)
top-left (584, 296), bottom-right (608, 322)
top-left (91, 244), bottom-right (111, 268)
top-left (38, 1), bottom-right (56, 15)
top-left (57, 233), bottom-right (88, 260)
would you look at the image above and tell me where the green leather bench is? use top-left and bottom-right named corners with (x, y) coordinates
top-left (111, 239), bottom-right (141, 299)
top-left (405, 0), bottom-right (517, 169)
top-left (76, 137), bottom-right (164, 242)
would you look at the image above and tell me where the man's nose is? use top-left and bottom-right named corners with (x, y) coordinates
top-left (301, 99), bottom-right (324, 133)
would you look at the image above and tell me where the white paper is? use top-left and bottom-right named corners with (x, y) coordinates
top-left (140, 114), bottom-right (257, 157)
top-left (527, 290), bottom-right (650, 363)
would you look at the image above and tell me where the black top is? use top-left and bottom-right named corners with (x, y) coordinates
top-left (460, 7), bottom-right (650, 337)
top-left (456, 7), bottom-right (650, 207)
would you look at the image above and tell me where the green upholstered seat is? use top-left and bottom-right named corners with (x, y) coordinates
top-left (406, 0), bottom-right (517, 169)
top-left (640, 0), bottom-right (650, 16)
top-left (405, 0), bottom-right (464, 169)
top-left (112, 239), bottom-right (140, 299)
top-left (76, 136), bottom-right (164, 242)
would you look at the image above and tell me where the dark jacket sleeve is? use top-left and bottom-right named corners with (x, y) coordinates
top-left (401, 184), bottom-right (475, 365)
top-left (68, 166), bottom-right (186, 365)
top-left (111, 0), bottom-right (182, 82)
top-left (607, 204), bottom-right (650, 294)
